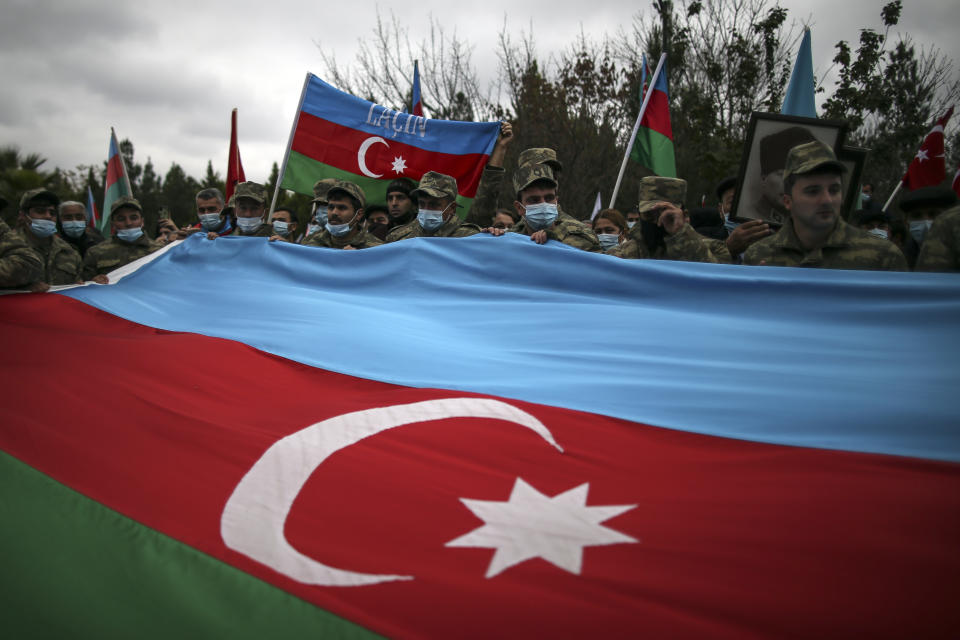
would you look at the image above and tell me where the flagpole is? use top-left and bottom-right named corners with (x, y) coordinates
top-left (609, 52), bottom-right (667, 209)
top-left (881, 182), bottom-right (903, 214)
top-left (268, 73), bottom-right (312, 217)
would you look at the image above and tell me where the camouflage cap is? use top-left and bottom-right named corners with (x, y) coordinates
top-left (518, 148), bottom-right (563, 172)
top-left (782, 140), bottom-right (846, 184)
top-left (637, 176), bottom-right (686, 214)
top-left (759, 126), bottom-right (817, 175)
top-left (19, 188), bottom-right (60, 210)
top-left (513, 164), bottom-right (557, 195)
top-left (109, 195), bottom-right (142, 215)
top-left (234, 181), bottom-right (267, 204)
top-left (411, 171), bottom-right (458, 201)
top-left (326, 180), bottom-right (366, 208)
top-left (311, 178), bottom-right (338, 204)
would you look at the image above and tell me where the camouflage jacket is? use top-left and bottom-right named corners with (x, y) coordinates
top-left (61, 226), bottom-right (105, 258)
top-left (743, 219), bottom-right (908, 271)
top-left (611, 223), bottom-right (731, 263)
top-left (464, 165), bottom-right (505, 228)
top-left (302, 227), bottom-right (383, 250)
top-left (0, 221), bottom-right (43, 287)
top-left (916, 206), bottom-right (960, 272)
top-left (82, 233), bottom-right (163, 280)
top-left (386, 215), bottom-right (481, 242)
top-left (15, 226), bottom-right (82, 285)
top-left (236, 224), bottom-right (273, 238)
top-left (511, 217), bottom-right (601, 252)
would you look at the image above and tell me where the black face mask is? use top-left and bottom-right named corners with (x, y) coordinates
top-left (367, 222), bottom-right (390, 241)
top-left (640, 219), bottom-right (666, 253)
top-left (389, 207), bottom-right (416, 228)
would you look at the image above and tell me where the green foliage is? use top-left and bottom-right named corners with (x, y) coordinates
top-left (160, 163), bottom-right (201, 230)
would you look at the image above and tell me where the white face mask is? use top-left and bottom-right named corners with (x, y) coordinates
top-left (597, 233), bottom-right (620, 250)
top-left (909, 219), bottom-right (932, 245)
top-left (867, 227), bottom-right (889, 241)
top-left (272, 221), bottom-right (290, 236)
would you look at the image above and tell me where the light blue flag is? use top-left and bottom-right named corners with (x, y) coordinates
top-left (782, 28), bottom-right (817, 118)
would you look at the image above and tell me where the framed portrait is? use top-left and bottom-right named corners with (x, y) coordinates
top-left (837, 146), bottom-right (869, 221)
top-left (731, 112), bottom-right (849, 227)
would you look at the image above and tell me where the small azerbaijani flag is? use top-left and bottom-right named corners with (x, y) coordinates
top-left (85, 185), bottom-right (100, 229)
top-left (99, 127), bottom-right (133, 233)
top-left (411, 60), bottom-right (424, 117)
top-left (278, 73), bottom-right (499, 211)
top-left (630, 56), bottom-right (677, 178)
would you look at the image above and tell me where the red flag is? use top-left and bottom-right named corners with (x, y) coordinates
top-left (952, 164), bottom-right (960, 198)
top-left (902, 107), bottom-right (953, 190)
top-left (226, 108), bottom-right (246, 204)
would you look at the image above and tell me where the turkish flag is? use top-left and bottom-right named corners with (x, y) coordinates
top-left (902, 106), bottom-right (953, 190)
top-left (2, 293), bottom-right (958, 639)
top-left (225, 107), bottom-right (246, 204)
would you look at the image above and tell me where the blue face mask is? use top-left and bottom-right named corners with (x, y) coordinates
top-left (417, 210), bottom-right (444, 231)
top-left (626, 220), bottom-right (637, 229)
top-left (909, 219), bottom-right (932, 245)
top-left (116, 227), bottom-right (144, 242)
top-left (597, 233), bottom-right (620, 250)
top-left (325, 220), bottom-right (352, 237)
top-left (314, 206), bottom-right (328, 226)
top-left (199, 213), bottom-right (222, 230)
top-left (724, 218), bottom-right (740, 233)
top-left (306, 223), bottom-right (321, 237)
top-left (30, 218), bottom-right (57, 238)
top-left (272, 221), bottom-right (290, 236)
top-left (867, 227), bottom-right (889, 240)
top-left (523, 203), bottom-right (559, 231)
top-left (61, 220), bottom-right (87, 238)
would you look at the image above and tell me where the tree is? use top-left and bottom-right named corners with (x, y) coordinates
top-left (821, 1), bottom-right (960, 199)
top-left (318, 9), bottom-right (492, 121)
top-left (0, 146), bottom-right (53, 224)
top-left (160, 163), bottom-right (200, 230)
top-left (139, 158), bottom-right (163, 221)
top-left (202, 160), bottom-right (223, 191)
top-left (119, 138), bottom-right (143, 193)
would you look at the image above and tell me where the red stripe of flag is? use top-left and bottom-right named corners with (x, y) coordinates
top-left (105, 153), bottom-right (125, 190)
top-left (291, 112), bottom-right (490, 197)
top-left (640, 89), bottom-right (673, 141)
top-left (2, 293), bottom-right (958, 639)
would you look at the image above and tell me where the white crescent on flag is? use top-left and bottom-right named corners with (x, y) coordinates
top-left (357, 136), bottom-right (388, 178)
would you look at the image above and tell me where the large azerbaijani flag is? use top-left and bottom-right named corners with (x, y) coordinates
top-left (98, 127), bottom-right (133, 234)
top-left (278, 73), bottom-right (500, 212)
top-left (630, 56), bottom-right (677, 178)
top-left (2, 234), bottom-right (959, 638)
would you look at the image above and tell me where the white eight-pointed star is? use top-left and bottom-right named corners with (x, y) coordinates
top-left (446, 477), bottom-right (637, 578)
top-left (391, 156), bottom-right (408, 174)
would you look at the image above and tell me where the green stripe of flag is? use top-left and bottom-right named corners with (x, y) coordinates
top-left (98, 181), bottom-right (130, 234)
top-left (0, 451), bottom-right (382, 640)
top-left (630, 127), bottom-right (676, 178)
top-left (281, 151), bottom-right (475, 218)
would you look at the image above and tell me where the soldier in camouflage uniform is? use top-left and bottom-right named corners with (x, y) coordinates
top-left (0, 218), bottom-right (43, 288)
top-left (229, 182), bottom-right (274, 238)
top-left (302, 181), bottom-right (382, 250)
top-left (384, 178), bottom-right (417, 231)
top-left (915, 205), bottom-right (960, 271)
top-left (386, 172), bottom-right (480, 242)
top-left (58, 200), bottom-right (104, 258)
top-left (82, 196), bottom-right (163, 282)
top-left (512, 147), bottom-right (592, 231)
top-left (15, 188), bottom-right (82, 289)
top-left (743, 141), bottom-right (907, 270)
top-left (610, 177), bottom-right (731, 262)
top-left (493, 164), bottom-right (600, 251)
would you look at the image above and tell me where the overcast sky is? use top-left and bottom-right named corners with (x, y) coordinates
top-left (1, 0), bottom-right (955, 185)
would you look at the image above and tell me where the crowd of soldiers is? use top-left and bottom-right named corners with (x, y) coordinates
top-left (2, 123), bottom-right (960, 291)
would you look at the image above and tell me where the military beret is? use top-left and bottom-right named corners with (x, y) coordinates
top-left (411, 171), bottom-right (458, 201)
top-left (899, 186), bottom-right (958, 212)
top-left (19, 188), bottom-right (60, 210)
top-left (759, 126), bottom-right (817, 175)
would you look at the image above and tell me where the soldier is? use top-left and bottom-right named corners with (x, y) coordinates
top-left (268, 206), bottom-right (299, 243)
top-left (302, 180), bottom-right (381, 250)
top-left (624, 207), bottom-right (641, 230)
top-left (194, 188), bottom-right (232, 237)
top-left (611, 177), bottom-right (731, 262)
top-left (743, 141), bottom-right (907, 270)
top-left (15, 188), bottom-right (82, 291)
top-left (57, 200), bottom-right (104, 258)
top-left (897, 185), bottom-right (958, 268)
top-left (364, 205), bottom-right (391, 241)
top-left (0, 217), bottom-right (43, 289)
top-left (81, 196), bottom-right (164, 283)
top-left (227, 182), bottom-right (273, 238)
top-left (915, 204), bottom-right (960, 272)
top-left (464, 122), bottom-right (514, 228)
top-left (716, 175), bottom-right (771, 260)
top-left (385, 178), bottom-right (417, 230)
top-left (491, 164), bottom-right (600, 251)
top-left (853, 208), bottom-right (892, 241)
top-left (386, 172), bottom-right (480, 242)
top-left (492, 207), bottom-right (520, 230)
